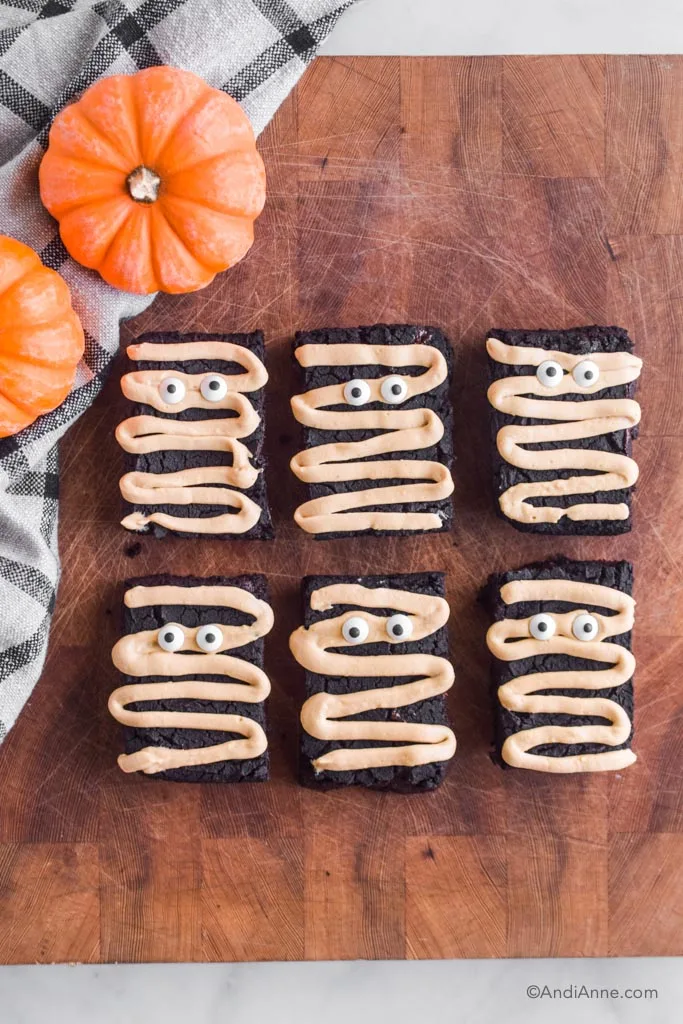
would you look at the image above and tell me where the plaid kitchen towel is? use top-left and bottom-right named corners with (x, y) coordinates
top-left (0, 0), bottom-right (354, 742)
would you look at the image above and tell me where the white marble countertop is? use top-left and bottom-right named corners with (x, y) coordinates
top-left (4, 2), bottom-right (683, 1020)
top-left (322, 0), bottom-right (683, 55)
top-left (2, 960), bottom-right (680, 1023)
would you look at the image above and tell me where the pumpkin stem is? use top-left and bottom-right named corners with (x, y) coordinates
top-left (126, 166), bottom-right (161, 204)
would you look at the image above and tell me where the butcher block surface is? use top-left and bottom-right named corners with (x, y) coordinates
top-left (1, 55), bottom-right (683, 963)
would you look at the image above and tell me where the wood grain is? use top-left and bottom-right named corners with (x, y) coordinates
top-left (304, 790), bottom-right (406, 960)
top-left (507, 836), bottom-right (608, 958)
top-left (405, 837), bottom-right (506, 958)
top-left (0, 55), bottom-right (682, 962)
top-left (99, 780), bottom-right (202, 962)
top-left (0, 844), bottom-right (99, 963)
top-left (609, 834), bottom-right (683, 956)
top-left (607, 56), bottom-right (683, 234)
top-left (503, 56), bottom-right (604, 177)
top-left (202, 838), bottom-right (303, 961)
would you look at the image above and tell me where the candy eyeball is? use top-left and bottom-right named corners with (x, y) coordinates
top-left (386, 613), bottom-right (413, 641)
top-left (200, 375), bottom-right (228, 401)
top-left (572, 613), bottom-right (599, 641)
top-left (536, 360), bottom-right (563, 388)
top-left (159, 377), bottom-right (186, 404)
top-left (342, 616), bottom-right (370, 644)
top-left (529, 613), bottom-right (556, 641)
top-left (157, 623), bottom-right (185, 651)
top-left (380, 375), bottom-right (408, 404)
top-left (343, 379), bottom-right (371, 406)
top-left (572, 360), bottom-right (600, 388)
top-left (196, 624), bottom-right (223, 652)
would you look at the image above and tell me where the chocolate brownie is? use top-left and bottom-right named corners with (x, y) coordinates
top-left (483, 557), bottom-right (636, 773)
top-left (291, 572), bottom-right (456, 791)
top-left (290, 324), bottom-right (454, 538)
top-left (487, 326), bottom-right (641, 535)
top-left (109, 574), bottom-right (272, 782)
top-left (117, 331), bottom-right (273, 538)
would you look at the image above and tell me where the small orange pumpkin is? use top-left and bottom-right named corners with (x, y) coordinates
top-left (38, 66), bottom-right (266, 296)
top-left (0, 235), bottom-right (85, 438)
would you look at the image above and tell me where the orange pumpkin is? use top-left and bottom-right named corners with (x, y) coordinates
top-left (0, 235), bottom-right (85, 438)
top-left (38, 66), bottom-right (266, 296)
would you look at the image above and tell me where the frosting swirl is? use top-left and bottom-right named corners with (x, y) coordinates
top-left (486, 577), bottom-right (637, 773)
top-left (290, 582), bottom-right (456, 772)
top-left (290, 342), bottom-right (454, 534)
top-left (117, 338), bottom-right (266, 535)
top-left (109, 583), bottom-right (273, 775)
top-left (487, 337), bottom-right (642, 524)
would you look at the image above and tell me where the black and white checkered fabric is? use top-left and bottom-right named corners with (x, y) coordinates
top-left (0, 0), bottom-right (353, 742)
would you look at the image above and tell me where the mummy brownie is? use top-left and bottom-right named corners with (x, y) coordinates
top-left (487, 326), bottom-right (642, 534)
top-left (484, 558), bottom-right (636, 773)
top-left (116, 331), bottom-right (273, 538)
top-left (109, 574), bottom-right (273, 782)
top-left (290, 324), bottom-right (455, 537)
top-left (290, 573), bottom-right (456, 791)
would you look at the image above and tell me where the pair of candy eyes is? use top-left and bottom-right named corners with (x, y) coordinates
top-left (536, 359), bottom-right (599, 389)
top-left (529, 612), bottom-right (599, 641)
top-left (342, 614), bottom-right (412, 644)
top-left (159, 375), bottom-right (227, 405)
top-left (157, 624), bottom-right (222, 652)
top-left (343, 376), bottom-right (408, 407)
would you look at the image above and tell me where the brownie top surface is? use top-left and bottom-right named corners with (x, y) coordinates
top-left (294, 323), bottom-right (452, 364)
top-left (126, 331), bottom-right (266, 380)
top-left (488, 325), bottom-right (633, 355)
top-left (133, 330), bottom-right (264, 350)
top-left (124, 573), bottom-right (268, 592)
top-left (303, 571), bottom-right (446, 596)
top-left (486, 555), bottom-right (632, 590)
top-left (302, 573), bottom-right (447, 637)
top-left (120, 576), bottom-right (269, 664)
top-left (484, 557), bottom-right (633, 621)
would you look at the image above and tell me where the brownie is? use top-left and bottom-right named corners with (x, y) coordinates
top-left (483, 557), bottom-right (635, 771)
top-left (119, 331), bottom-right (273, 539)
top-left (487, 326), bottom-right (640, 535)
top-left (110, 573), bottom-right (271, 783)
top-left (291, 323), bottom-right (454, 538)
top-left (294, 571), bottom-right (456, 792)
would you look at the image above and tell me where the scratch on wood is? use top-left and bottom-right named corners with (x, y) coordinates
top-left (604, 236), bottom-right (618, 262)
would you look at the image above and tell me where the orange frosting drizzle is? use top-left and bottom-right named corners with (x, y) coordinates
top-left (290, 583), bottom-right (456, 772)
top-left (117, 338), bottom-right (266, 534)
top-left (486, 577), bottom-right (637, 773)
top-left (109, 582), bottom-right (273, 774)
top-left (486, 337), bottom-right (642, 524)
top-left (290, 342), bottom-right (454, 534)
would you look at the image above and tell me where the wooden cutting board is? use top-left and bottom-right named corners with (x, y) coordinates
top-left (1, 55), bottom-right (682, 964)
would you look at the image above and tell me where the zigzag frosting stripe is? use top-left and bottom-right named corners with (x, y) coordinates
top-left (487, 337), bottom-right (642, 525)
top-left (290, 582), bottom-right (456, 772)
top-left (109, 583), bottom-right (273, 775)
top-left (290, 342), bottom-right (454, 533)
top-left (486, 577), bottom-right (637, 773)
top-left (117, 339), bottom-right (266, 534)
